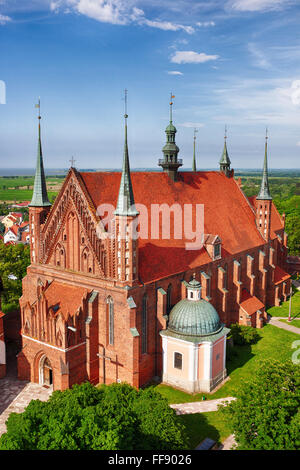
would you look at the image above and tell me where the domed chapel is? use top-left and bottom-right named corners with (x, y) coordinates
top-left (160, 274), bottom-right (229, 392)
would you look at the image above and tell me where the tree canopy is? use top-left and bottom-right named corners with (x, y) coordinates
top-left (0, 241), bottom-right (30, 312)
top-left (0, 382), bottom-right (188, 450)
top-left (221, 360), bottom-right (300, 450)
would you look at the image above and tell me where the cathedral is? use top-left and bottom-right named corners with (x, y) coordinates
top-left (17, 100), bottom-right (291, 392)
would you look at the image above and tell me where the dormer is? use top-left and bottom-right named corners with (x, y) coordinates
top-left (202, 234), bottom-right (222, 261)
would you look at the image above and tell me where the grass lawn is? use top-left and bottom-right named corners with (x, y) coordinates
top-left (280, 318), bottom-right (300, 328)
top-left (0, 189), bottom-right (57, 202)
top-left (267, 289), bottom-right (300, 319)
top-left (155, 324), bottom-right (299, 404)
top-left (178, 411), bottom-right (232, 449)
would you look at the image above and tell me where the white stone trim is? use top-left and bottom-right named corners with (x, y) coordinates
top-left (203, 342), bottom-right (212, 380)
top-left (0, 339), bottom-right (6, 365)
top-left (22, 334), bottom-right (86, 353)
top-left (194, 344), bottom-right (199, 383)
top-left (188, 344), bottom-right (195, 381)
top-left (162, 336), bottom-right (168, 375)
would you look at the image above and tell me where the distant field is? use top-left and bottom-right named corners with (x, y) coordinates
top-left (0, 176), bottom-right (62, 202)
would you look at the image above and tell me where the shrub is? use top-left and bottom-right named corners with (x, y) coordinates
top-left (230, 323), bottom-right (260, 345)
top-left (0, 382), bottom-right (188, 450)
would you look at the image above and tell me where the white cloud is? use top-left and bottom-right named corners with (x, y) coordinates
top-left (179, 122), bottom-right (204, 128)
top-left (196, 21), bottom-right (215, 26)
top-left (213, 78), bottom-right (300, 126)
top-left (167, 71), bottom-right (183, 75)
top-left (248, 42), bottom-right (271, 69)
top-left (76, 0), bottom-right (127, 25)
top-left (171, 50), bottom-right (219, 64)
top-left (229, 0), bottom-right (292, 12)
top-left (296, 141), bottom-right (300, 146)
top-left (278, 80), bottom-right (300, 105)
top-left (141, 18), bottom-right (194, 34)
top-left (0, 13), bottom-right (11, 24)
top-left (48, 1), bottom-right (195, 32)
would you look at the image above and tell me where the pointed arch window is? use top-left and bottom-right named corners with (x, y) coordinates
top-left (224, 263), bottom-right (228, 290)
top-left (142, 294), bottom-right (148, 354)
top-left (167, 284), bottom-right (172, 314)
top-left (107, 297), bottom-right (114, 345)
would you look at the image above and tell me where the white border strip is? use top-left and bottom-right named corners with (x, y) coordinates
top-left (22, 334), bottom-right (86, 353)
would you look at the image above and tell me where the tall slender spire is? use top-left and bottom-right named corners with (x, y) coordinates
top-left (29, 98), bottom-right (51, 207)
top-left (115, 89), bottom-right (138, 216)
top-left (219, 125), bottom-right (231, 176)
top-left (192, 128), bottom-right (198, 172)
top-left (257, 128), bottom-right (272, 200)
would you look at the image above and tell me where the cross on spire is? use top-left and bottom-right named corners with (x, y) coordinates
top-left (124, 88), bottom-right (128, 119)
top-left (69, 156), bottom-right (76, 168)
top-left (193, 128), bottom-right (198, 172)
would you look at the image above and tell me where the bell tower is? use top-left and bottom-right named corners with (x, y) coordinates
top-left (158, 94), bottom-right (182, 181)
top-left (255, 129), bottom-right (272, 240)
top-left (114, 90), bottom-right (139, 285)
top-left (29, 99), bottom-right (51, 264)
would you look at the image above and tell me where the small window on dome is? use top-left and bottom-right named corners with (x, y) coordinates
top-left (174, 352), bottom-right (182, 370)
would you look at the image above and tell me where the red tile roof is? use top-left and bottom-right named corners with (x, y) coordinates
top-left (80, 171), bottom-right (283, 283)
top-left (44, 281), bottom-right (88, 320)
top-left (6, 225), bottom-right (19, 236)
top-left (240, 289), bottom-right (265, 315)
top-left (274, 265), bottom-right (290, 285)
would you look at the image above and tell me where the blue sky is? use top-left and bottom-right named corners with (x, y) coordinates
top-left (0, 0), bottom-right (300, 169)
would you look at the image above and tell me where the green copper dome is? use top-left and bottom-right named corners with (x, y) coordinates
top-left (166, 122), bottom-right (177, 133)
top-left (168, 298), bottom-right (222, 337)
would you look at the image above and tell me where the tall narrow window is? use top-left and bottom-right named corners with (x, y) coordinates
top-left (174, 352), bottom-right (182, 370)
top-left (167, 284), bottom-right (172, 314)
top-left (107, 297), bottom-right (114, 345)
top-left (142, 294), bottom-right (147, 354)
top-left (223, 263), bottom-right (228, 289)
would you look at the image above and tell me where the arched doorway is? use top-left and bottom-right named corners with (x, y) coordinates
top-left (39, 355), bottom-right (53, 388)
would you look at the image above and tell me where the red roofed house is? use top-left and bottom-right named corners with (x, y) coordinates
top-left (17, 105), bottom-right (291, 391)
top-left (3, 221), bottom-right (29, 245)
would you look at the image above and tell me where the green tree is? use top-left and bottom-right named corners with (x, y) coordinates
top-left (0, 382), bottom-right (188, 450)
top-left (0, 242), bottom-right (30, 312)
top-left (221, 360), bottom-right (300, 450)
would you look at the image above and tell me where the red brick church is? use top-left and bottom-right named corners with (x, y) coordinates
top-left (17, 101), bottom-right (291, 391)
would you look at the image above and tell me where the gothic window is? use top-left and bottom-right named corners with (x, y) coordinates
top-left (142, 294), bottom-right (148, 354)
top-left (207, 275), bottom-right (211, 298)
top-left (223, 263), bottom-right (228, 289)
top-left (56, 330), bottom-right (63, 347)
top-left (167, 284), bottom-right (172, 314)
top-left (107, 297), bottom-right (114, 345)
top-left (24, 320), bottom-right (30, 335)
top-left (174, 352), bottom-right (183, 370)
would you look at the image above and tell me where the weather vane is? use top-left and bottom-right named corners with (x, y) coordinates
top-left (169, 92), bottom-right (175, 122)
top-left (124, 88), bottom-right (128, 119)
top-left (35, 97), bottom-right (41, 120)
top-left (224, 124), bottom-right (228, 141)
